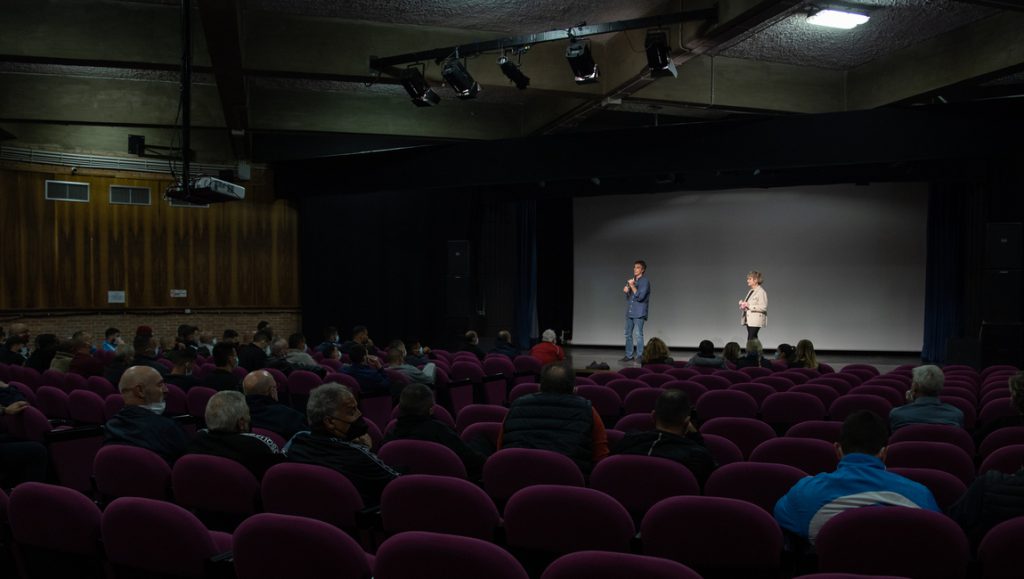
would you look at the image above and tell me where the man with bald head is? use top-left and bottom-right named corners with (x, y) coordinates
top-left (103, 365), bottom-right (187, 463)
top-left (243, 370), bottom-right (308, 440)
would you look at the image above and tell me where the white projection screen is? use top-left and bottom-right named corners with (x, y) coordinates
top-left (572, 183), bottom-right (929, 352)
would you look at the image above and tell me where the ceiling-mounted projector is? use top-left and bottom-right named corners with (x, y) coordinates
top-left (166, 176), bottom-right (245, 203)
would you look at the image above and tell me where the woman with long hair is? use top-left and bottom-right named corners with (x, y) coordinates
top-left (792, 339), bottom-right (818, 370)
top-left (641, 337), bottom-right (673, 365)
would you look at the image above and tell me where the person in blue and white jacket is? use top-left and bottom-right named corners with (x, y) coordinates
top-left (773, 410), bottom-right (939, 545)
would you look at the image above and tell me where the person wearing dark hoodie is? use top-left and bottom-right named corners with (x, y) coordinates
top-left (613, 389), bottom-right (716, 488)
top-left (686, 339), bottom-right (726, 370)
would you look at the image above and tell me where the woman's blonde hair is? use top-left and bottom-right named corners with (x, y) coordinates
top-left (747, 270), bottom-right (763, 284)
top-left (642, 337), bottom-right (670, 364)
top-left (795, 339), bottom-right (818, 369)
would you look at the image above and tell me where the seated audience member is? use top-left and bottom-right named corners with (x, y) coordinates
top-left (722, 341), bottom-right (742, 365)
top-left (973, 371), bottom-right (1024, 445)
top-left (791, 339), bottom-right (820, 370)
top-left (529, 329), bottom-right (565, 366)
top-left (7, 324), bottom-right (30, 357)
top-left (177, 325), bottom-right (201, 352)
top-left (774, 410), bottom-right (939, 545)
top-left (0, 391), bottom-right (48, 486)
top-left (49, 340), bottom-right (75, 372)
top-left (687, 339), bottom-right (726, 369)
top-left (237, 330), bottom-right (271, 372)
top-left (68, 338), bottom-right (104, 378)
top-left (384, 383), bottom-right (486, 479)
top-left (641, 337), bottom-right (674, 365)
top-left (104, 345), bottom-right (134, 387)
top-left (26, 334), bottom-right (58, 373)
top-left (102, 327), bottom-right (122, 353)
top-left (203, 342), bottom-right (242, 392)
top-left (491, 330), bottom-right (520, 359)
top-left (403, 339), bottom-right (432, 367)
top-left (195, 331), bottom-right (215, 357)
top-left (949, 458), bottom-right (1024, 545)
top-left (0, 335), bottom-right (27, 366)
top-left (284, 383), bottom-right (400, 505)
top-left (322, 344), bottom-right (343, 362)
top-left (71, 330), bottom-right (94, 354)
top-left (775, 343), bottom-right (796, 367)
top-left (256, 320), bottom-right (273, 340)
top-left (498, 363), bottom-right (609, 473)
top-left (315, 326), bottom-right (342, 355)
top-left (889, 364), bottom-right (964, 431)
top-left (104, 365), bottom-right (188, 464)
top-left (187, 390), bottom-right (284, 479)
top-left (614, 389), bottom-right (715, 487)
top-left (342, 344), bottom-right (392, 396)
top-left (132, 334), bottom-right (169, 377)
top-left (285, 333), bottom-right (318, 366)
top-left (385, 346), bottom-right (435, 385)
top-left (734, 338), bottom-right (773, 369)
top-left (243, 370), bottom-right (308, 440)
top-left (221, 329), bottom-right (240, 347)
top-left (162, 348), bottom-right (200, 391)
top-left (459, 330), bottom-right (487, 361)
top-left (340, 325), bottom-right (375, 356)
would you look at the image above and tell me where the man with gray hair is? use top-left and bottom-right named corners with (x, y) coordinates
top-left (529, 329), bottom-right (565, 365)
top-left (284, 383), bottom-right (400, 505)
top-left (186, 390), bottom-right (284, 479)
top-left (889, 364), bottom-right (964, 430)
top-left (243, 370), bottom-right (308, 440)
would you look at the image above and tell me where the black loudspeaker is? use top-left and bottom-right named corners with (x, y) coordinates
top-left (945, 337), bottom-right (981, 369)
top-left (986, 223), bottom-right (1022, 269)
top-left (448, 240), bottom-right (470, 276)
top-left (981, 323), bottom-right (1024, 368)
top-left (982, 269), bottom-right (1022, 323)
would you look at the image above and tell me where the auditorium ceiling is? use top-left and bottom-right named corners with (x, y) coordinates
top-left (1, 0), bottom-right (1022, 165)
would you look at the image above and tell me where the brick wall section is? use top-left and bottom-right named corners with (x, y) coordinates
top-left (2, 310), bottom-right (302, 343)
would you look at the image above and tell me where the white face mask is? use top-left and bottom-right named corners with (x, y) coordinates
top-left (144, 401), bottom-right (166, 415)
top-left (154, 347), bottom-right (161, 357)
top-left (264, 346), bottom-right (272, 356)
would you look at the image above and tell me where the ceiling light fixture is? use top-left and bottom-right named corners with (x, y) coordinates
top-left (644, 30), bottom-right (677, 78)
top-left (807, 8), bottom-right (870, 29)
top-left (442, 57), bottom-right (480, 99)
top-left (498, 55), bottom-right (530, 90)
top-left (400, 67), bottom-right (440, 107)
top-left (565, 39), bottom-right (599, 85)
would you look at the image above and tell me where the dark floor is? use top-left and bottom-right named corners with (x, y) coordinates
top-left (565, 346), bottom-right (922, 374)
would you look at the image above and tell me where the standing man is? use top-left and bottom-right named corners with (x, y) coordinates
top-left (623, 260), bottom-right (650, 362)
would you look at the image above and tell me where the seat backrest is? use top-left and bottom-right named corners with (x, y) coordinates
top-left (887, 467), bottom-right (967, 511)
top-left (978, 515), bottom-right (1024, 579)
top-left (980, 398), bottom-right (1019, 427)
top-left (828, 394), bottom-right (892, 421)
top-left (35, 385), bottom-right (71, 419)
top-left (261, 462), bottom-right (364, 530)
top-left (613, 412), bottom-right (655, 433)
top-left (660, 380), bottom-right (707, 404)
top-left (233, 512), bottom-right (372, 579)
top-left (691, 374), bottom-right (732, 391)
top-left (185, 386), bottom-right (217, 420)
top-left (749, 437), bottom-right (837, 475)
top-left (617, 367), bottom-right (651, 379)
top-left (381, 474), bottom-right (500, 540)
top-left (540, 551), bottom-right (702, 579)
top-left (590, 454), bottom-right (699, 521)
top-left (760, 392), bottom-right (827, 427)
top-left (885, 440), bottom-right (976, 485)
top-left (575, 385), bottom-right (623, 421)
top-left (889, 423), bottom-right (975, 457)
top-left (374, 530), bottom-right (528, 579)
top-left (604, 379), bottom-right (647, 401)
top-left (378, 439), bottom-right (467, 479)
top-left (751, 375), bottom-right (795, 392)
top-left (622, 387), bottom-right (665, 415)
top-left (641, 496), bottom-right (782, 574)
top-left (637, 373), bottom-right (675, 388)
top-left (785, 420), bottom-right (843, 443)
top-left (978, 444), bottom-right (1024, 476)
top-left (93, 444), bottom-right (172, 502)
top-left (483, 448), bottom-right (584, 502)
top-left (704, 461), bottom-right (808, 513)
top-left (816, 506), bottom-right (968, 579)
top-left (9, 481), bottom-right (101, 554)
top-left (700, 434), bottom-right (744, 465)
top-left (727, 382), bottom-right (776, 406)
top-left (509, 382), bottom-right (540, 402)
top-left (699, 417), bottom-right (776, 459)
top-left (172, 454), bottom-right (260, 516)
top-left (455, 404), bottom-right (508, 433)
top-left (789, 383), bottom-right (842, 409)
top-left (103, 497), bottom-right (222, 578)
top-left (504, 485), bottom-right (635, 555)
top-left (68, 389), bottom-right (106, 424)
top-left (694, 389), bottom-right (758, 420)
top-left (848, 384), bottom-right (906, 407)
top-left (979, 426), bottom-right (1024, 458)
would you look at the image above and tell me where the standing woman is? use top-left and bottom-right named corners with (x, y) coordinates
top-left (738, 271), bottom-right (767, 340)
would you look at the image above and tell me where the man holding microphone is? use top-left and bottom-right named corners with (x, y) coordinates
top-left (623, 260), bottom-right (651, 362)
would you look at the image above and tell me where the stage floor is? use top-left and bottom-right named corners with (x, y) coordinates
top-left (564, 345), bottom-right (922, 375)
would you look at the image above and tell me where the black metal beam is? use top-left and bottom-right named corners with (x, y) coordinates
top-left (369, 8), bottom-right (718, 70)
top-left (197, 0), bottom-right (250, 159)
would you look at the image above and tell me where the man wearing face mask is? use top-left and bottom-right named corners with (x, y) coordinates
top-left (284, 383), bottom-right (400, 506)
top-left (103, 365), bottom-right (188, 464)
top-left (0, 335), bottom-right (27, 366)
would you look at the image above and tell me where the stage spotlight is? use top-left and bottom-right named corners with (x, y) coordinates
top-left (442, 58), bottom-right (480, 99)
top-left (645, 30), bottom-right (677, 78)
top-left (498, 56), bottom-right (530, 90)
top-left (565, 40), bottom-right (599, 85)
top-left (401, 67), bottom-right (440, 107)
